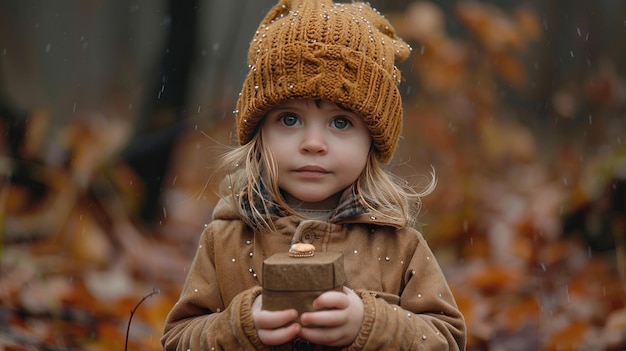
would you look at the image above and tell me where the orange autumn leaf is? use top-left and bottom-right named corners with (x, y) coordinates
top-left (491, 51), bottom-right (527, 87)
top-left (513, 7), bottom-right (541, 40)
top-left (456, 1), bottom-right (525, 52)
top-left (467, 263), bottom-right (525, 294)
top-left (413, 39), bottom-right (469, 93)
top-left (64, 209), bottom-right (114, 267)
top-left (92, 320), bottom-right (126, 349)
top-left (398, 1), bottom-right (446, 42)
top-left (498, 295), bottom-right (541, 332)
top-left (137, 293), bottom-right (177, 334)
top-left (449, 284), bottom-right (493, 346)
top-left (544, 320), bottom-right (592, 351)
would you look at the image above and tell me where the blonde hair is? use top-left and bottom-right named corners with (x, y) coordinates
top-left (213, 130), bottom-right (435, 231)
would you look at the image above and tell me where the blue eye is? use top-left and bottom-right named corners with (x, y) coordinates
top-left (332, 116), bottom-right (351, 130)
top-left (280, 113), bottom-right (300, 127)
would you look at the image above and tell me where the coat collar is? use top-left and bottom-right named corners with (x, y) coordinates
top-left (213, 184), bottom-right (404, 230)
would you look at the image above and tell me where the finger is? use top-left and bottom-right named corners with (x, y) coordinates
top-left (258, 322), bottom-right (301, 346)
top-left (254, 308), bottom-right (299, 330)
top-left (312, 291), bottom-right (349, 310)
top-left (300, 309), bottom-right (346, 328)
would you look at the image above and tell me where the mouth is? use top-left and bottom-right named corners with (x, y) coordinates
top-left (294, 165), bottom-right (329, 175)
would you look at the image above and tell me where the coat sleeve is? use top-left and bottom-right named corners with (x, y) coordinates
top-left (348, 234), bottom-right (466, 351)
top-left (161, 228), bottom-right (268, 351)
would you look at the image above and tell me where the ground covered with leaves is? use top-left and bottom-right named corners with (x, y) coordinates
top-left (1, 1), bottom-right (625, 350)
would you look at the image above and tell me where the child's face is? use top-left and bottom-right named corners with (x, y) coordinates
top-left (262, 99), bottom-right (372, 209)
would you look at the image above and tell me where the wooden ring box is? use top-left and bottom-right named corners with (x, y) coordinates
top-left (262, 251), bottom-right (345, 316)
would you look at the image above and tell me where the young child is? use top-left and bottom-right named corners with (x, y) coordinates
top-left (162, 0), bottom-right (466, 349)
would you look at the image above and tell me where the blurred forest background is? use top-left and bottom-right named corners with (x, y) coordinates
top-left (1, 0), bottom-right (625, 350)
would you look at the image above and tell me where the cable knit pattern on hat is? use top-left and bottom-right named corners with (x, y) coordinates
top-left (235, 0), bottom-right (411, 163)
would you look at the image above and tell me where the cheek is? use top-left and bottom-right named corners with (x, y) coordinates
top-left (354, 151), bottom-right (370, 172)
top-left (263, 127), bottom-right (284, 150)
top-left (265, 139), bottom-right (293, 169)
top-left (344, 140), bottom-right (371, 170)
top-left (353, 137), bottom-right (372, 161)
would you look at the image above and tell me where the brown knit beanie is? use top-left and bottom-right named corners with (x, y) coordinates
top-left (235, 0), bottom-right (411, 163)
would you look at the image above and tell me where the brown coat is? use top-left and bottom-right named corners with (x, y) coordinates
top-left (162, 197), bottom-right (466, 350)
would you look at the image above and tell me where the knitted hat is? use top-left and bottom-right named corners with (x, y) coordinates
top-left (235, 0), bottom-right (411, 163)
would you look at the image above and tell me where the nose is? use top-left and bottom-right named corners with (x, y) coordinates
top-left (300, 126), bottom-right (327, 155)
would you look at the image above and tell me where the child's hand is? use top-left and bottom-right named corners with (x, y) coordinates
top-left (251, 295), bottom-right (301, 346)
top-left (298, 287), bottom-right (364, 347)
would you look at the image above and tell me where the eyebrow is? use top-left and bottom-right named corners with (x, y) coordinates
top-left (313, 99), bottom-right (353, 112)
top-left (276, 99), bottom-right (354, 112)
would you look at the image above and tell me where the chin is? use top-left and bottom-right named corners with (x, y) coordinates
top-left (295, 195), bottom-right (329, 203)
